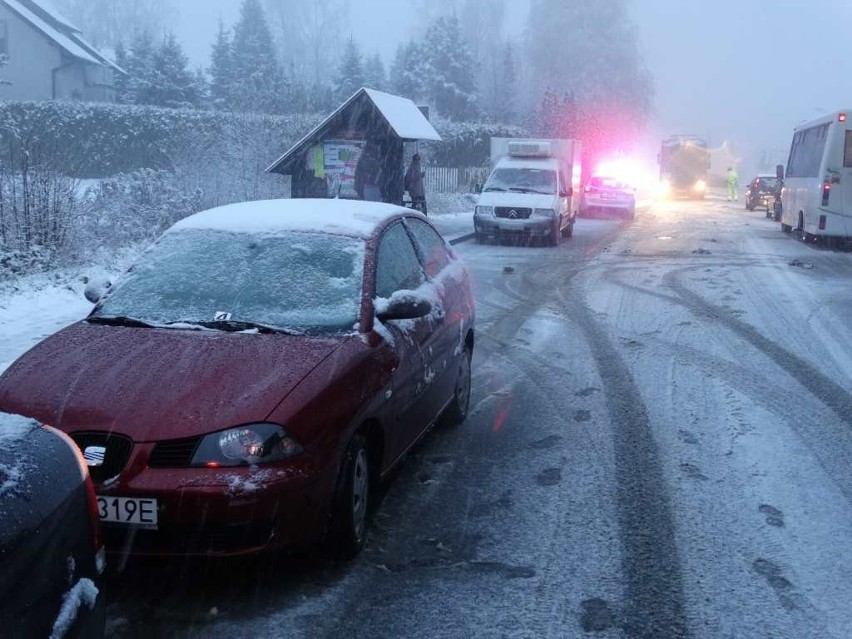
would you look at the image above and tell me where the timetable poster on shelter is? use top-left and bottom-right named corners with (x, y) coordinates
top-left (324, 140), bottom-right (365, 198)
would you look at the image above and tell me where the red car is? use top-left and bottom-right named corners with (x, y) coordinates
top-left (0, 200), bottom-right (475, 559)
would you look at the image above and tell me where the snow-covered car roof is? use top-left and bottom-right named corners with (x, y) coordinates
top-left (169, 199), bottom-right (413, 239)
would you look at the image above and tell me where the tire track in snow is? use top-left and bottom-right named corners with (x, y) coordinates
top-left (560, 290), bottom-right (689, 639)
top-left (664, 268), bottom-right (852, 430)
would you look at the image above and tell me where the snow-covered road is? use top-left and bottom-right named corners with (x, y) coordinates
top-left (4, 196), bottom-right (852, 638)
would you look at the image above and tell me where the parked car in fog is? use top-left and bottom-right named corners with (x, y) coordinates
top-left (0, 411), bottom-right (105, 638)
top-left (745, 173), bottom-right (783, 218)
top-left (580, 175), bottom-right (637, 219)
top-left (0, 200), bottom-right (475, 560)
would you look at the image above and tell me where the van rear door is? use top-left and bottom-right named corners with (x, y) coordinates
top-left (843, 128), bottom-right (852, 215)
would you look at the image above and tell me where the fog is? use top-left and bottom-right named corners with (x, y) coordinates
top-left (169, 0), bottom-right (849, 172)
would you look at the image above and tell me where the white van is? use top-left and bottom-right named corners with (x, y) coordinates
top-left (473, 138), bottom-right (581, 246)
top-left (780, 110), bottom-right (852, 240)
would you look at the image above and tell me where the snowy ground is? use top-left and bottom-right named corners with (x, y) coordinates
top-left (3, 195), bottom-right (852, 638)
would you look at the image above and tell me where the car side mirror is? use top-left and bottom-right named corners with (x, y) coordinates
top-left (84, 277), bottom-right (112, 304)
top-left (776, 164), bottom-right (785, 180)
top-left (376, 295), bottom-right (432, 322)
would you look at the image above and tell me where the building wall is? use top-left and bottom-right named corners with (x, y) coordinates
top-left (0, 3), bottom-right (62, 101)
top-left (0, 4), bottom-right (114, 102)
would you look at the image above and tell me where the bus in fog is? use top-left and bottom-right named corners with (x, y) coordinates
top-left (780, 110), bottom-right (852, 241)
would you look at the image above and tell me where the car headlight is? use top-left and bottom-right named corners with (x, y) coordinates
top-left (533, 208), bottom-right (555, 218)
top-left (695, 180), bottom-right (707, 191)
top-left (475, 206), bottom-right (494, 216)
top-left (190, 423), bottom-right (303, 467)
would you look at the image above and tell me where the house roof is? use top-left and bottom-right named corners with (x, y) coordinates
top-left (2, 0), bottom-right (124, 73)
top-left (266, 88), bottom-right (441, 175)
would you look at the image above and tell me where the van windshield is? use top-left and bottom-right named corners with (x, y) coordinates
top-left (484, 168), bottom-right (557, 195)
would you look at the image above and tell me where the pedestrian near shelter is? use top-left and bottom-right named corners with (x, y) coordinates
top-left (266, 88), bottom-right (441, 206)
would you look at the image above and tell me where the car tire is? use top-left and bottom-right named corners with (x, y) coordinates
top-left (562, 218), bottom-right (574, 238)
top-left (326, 432), bottom-right (370, 560)
top-left (781, 223), bottom-right (792, 233)
top-left (442, 347), bottom-right (472, 427)
top-left (549, 220), bottom-right (561, 247)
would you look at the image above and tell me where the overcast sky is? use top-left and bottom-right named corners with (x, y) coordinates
top-left (175, 0), bottom-right (852, 168)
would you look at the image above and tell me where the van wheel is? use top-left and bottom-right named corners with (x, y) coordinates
top-left (326, 433), bottom-right (370, 560)
top-left (549, 221), bottom-right (561, 246)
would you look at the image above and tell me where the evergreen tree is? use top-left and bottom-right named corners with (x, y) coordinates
top-left (494, 42), bottom-right (517, 124)
top-left (193, 68), bottom-right (211, 109)
top-left (230, 0), bottom-right (284, 113)
top-left (421, 16), bottom-right (478, 121)
top-left (526, 0), bottom-right (653, 157)
top-left (363, 53), bottom-right (387, 92)
top-left (209, 19), bottom-right (234, 110)
top-left (334, 37), bottom-right (365, 102)
top-left (125, 31), bottom-right (156, 105)
top-left (112, 41), bottom-right (131, 104)
top-left (148, 33), bottom-right (198, 108)
top-left (390, 41), bottom-right (426, 101)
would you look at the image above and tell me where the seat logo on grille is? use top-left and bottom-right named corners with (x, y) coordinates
top-left (508, 209), bottom-right (518, 219)
top-left (83, 445), bottom-right (107, 467)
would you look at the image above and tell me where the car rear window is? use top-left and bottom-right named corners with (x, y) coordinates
top-left (590, 177), bottom-right (629, 190)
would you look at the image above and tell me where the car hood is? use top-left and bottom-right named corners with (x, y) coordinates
top-left (0, 321), bottom-right (344, 441)
top-left (477, 192), bottom-right (558, 210)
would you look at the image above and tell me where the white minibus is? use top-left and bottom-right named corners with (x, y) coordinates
top-left (780, 110), bottom-right (852, 240)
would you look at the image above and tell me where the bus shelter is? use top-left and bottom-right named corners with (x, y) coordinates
top-left (266, 88), bottom-right (441, 205)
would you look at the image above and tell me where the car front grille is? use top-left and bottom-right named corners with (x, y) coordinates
top-left (148, 436), bottom-right (201, 468)
top-left (70, 431), bottom-right (134, 484)
top-left (495, 207), bottom-right (532, 220)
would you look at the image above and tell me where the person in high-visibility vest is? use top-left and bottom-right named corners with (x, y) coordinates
top-left (727, 167), bottom-right (739, 201)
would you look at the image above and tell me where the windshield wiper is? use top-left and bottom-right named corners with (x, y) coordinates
top-left (508, 187), bottom-right (533, 193)
top-left (168, 319), bottom-right (301, 335)
top-left (87, 315), bottom-right (155, 328)
top-left (484, 187), bottom-right (506, 192)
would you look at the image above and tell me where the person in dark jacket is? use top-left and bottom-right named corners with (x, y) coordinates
top-left (355, 145), bottom-right (382, 201)
top-left (404, 154), bottom-right (427, 214)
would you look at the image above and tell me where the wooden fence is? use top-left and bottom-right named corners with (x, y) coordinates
top-left (424, 167), bottom-right (487, 194)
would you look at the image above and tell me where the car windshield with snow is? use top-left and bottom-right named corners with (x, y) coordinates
top-left (91, 229), bottom-right (365, 334)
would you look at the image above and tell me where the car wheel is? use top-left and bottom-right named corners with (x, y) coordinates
top-left (561, 218), bottom-right (574, 238)
top-left (549, 220), bottom-right (561, 247)
top-left (781, 223), bottom-right (792, 233)
top-left (327, 432), bottom-right (370, 559)
top-left (442, 347), bottom-right (472, 426)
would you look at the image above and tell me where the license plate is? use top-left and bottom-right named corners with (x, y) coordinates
top-left (97, 496), bottom-right (158, 528)
top-left (600, 193), bottom-right (618, 199)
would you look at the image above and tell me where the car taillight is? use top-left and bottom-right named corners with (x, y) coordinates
top-left (822, 181), bottom-right (831, 206)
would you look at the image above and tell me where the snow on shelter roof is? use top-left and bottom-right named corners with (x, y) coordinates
top-left (2, 0), bottom-right (122, 71)
top-left (170, 199), bottom-right (411, 239)
top-left (266, 88), bottom-right (441, 175)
